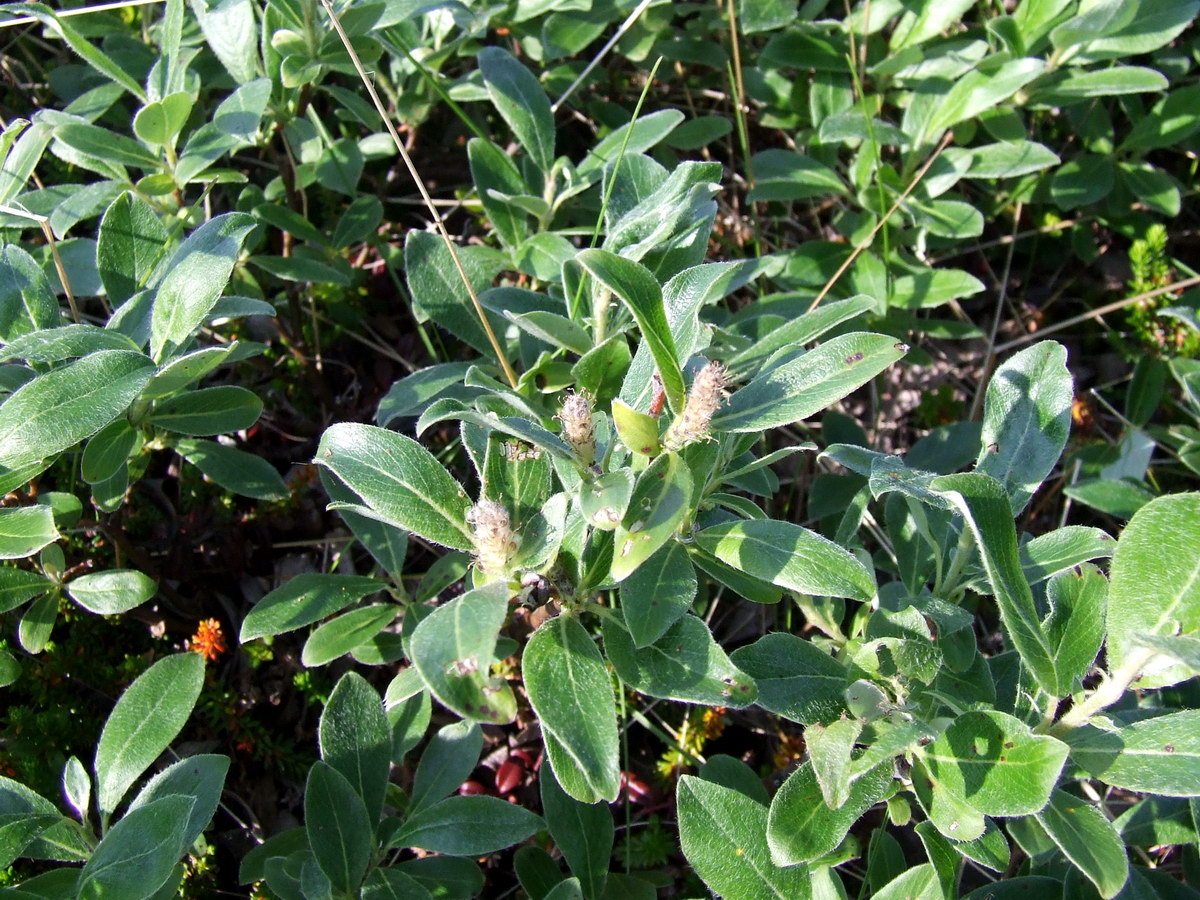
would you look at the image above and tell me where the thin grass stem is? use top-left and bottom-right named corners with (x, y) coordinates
top-left (318, 0), bottom-right (519, 388)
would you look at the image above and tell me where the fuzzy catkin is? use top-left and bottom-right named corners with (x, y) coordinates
top-left (665, 361), bottom-right (727, 450)
top-left (559, 391), bottom-right (597, 467)
top-left (468, 500), bottom-right (517, 577)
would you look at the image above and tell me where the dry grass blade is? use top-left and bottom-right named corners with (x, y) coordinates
top-left (0, 203), bottom-right (81, 323)
top-left (806, 130), bottom-right (954, 314)
top-left (551, 0), bottom-right (655, 114)
top-left (0, 0), bottom-right (163, 28)
top-left (993, 274), bottom-right (1200, 354)
top-left (318, 0), bottom-right (518, 388)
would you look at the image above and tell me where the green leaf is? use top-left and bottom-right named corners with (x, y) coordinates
top-left (408, 582), bottom-right (516, 724)
top-left (0, 350), bottom-right (154, 470)
top-left (576, 109), bottom-right (684, 177)
top-left (889, 269), bottom-right (986, 310)
top-left (0, 120), bottom-right (53, 209)
top-left (576, 249), bottom-right (685, 417)
top-left (1121, 84), bottom-right (1200, 151)
top-left (872, 865), bottom-right (941, 900)
top-left (580, 469), bottom-right (635, 531)
top-left (125, 753), bottom-right (229, 851)
top-left (149, 213), bottom-right (257, 361)
top-left (610, 452), bottom-right (692, 582)
top-left (140, 342), bottom-right (262, 400)
top-left (77, 795), bottom-right (192, 900)
top-left (320, 471), bottom-right (409, 579)
top-left (174, 437), bottom-right (288, 500)
top-left (964, 141), bottom-right (1061, 179)
top-left (923, 58), bottom-right (1045, 142)
top-left (767, 760), bottom-right (892, 866)
top-left (1067, 710), bottom-right (1200, 797)
top-left (1042, 564), bottom-right (1106, 695)
top-left (94, 652), bottom-right (204, 818)
top-left (976, 342), bottom-right (1072, 514)
top-left (695, 518), bottom-right (875, 601)
top-left (305, 762), bottom-right (372, 894)
top-left (1029, 66), bottom-right (1167, 104)
top-left (677, 775), bottom-right (812, 900)
top-left (726, 296), bottom-right (875, 375)
top-left (619, 540), bottom-right (695, 647)
top-left (0, 777), bottom-right (88, 863)
top-left (1050, 0), bottom-right (1139, 51)
top-left (748, 149), bottom-right (845, 201)
top-left (805, 718), bottom-right (863, 810)
top-left (930, 473), bottom-right (1059, 696)
top-left (315, 423), bottom-right (472, 551)
top-left (605, 613), bottom-right (757, 707)
top-left (1034, 789), bottom-right (1129, 898)
top-left (404, 231), bottom-right (507, 358)
top-left (917, 710), bottom-right (1068, 817)
top-left (80, 419), bottom-right (139, 485)
top-left (539, 766), bottom-right (612, 900)
top-left (376, 363), bottom-right (475, 426)
top-left (301, 604), bottom-right (396, 667)
top-left (1018, 526), bottom-right (1115, 585)
top-left (0, 813), bottom-right (59, 870)
top-left (239, 574), bottom-right (383, 641)
top-left (611, 399), bottom-right (661, 457)
top-left (1106, 492), bottom-right (1200, 689)
top-left (0, 245), bottom-right (59, 342)
top-left (132, 92), bottom-right (193, 147)
top-left (191, 0), bottom-right (260, 84)
top-left (148, 385), bottom-right (262, 435)
top-left (0, 507), bottom-right (59, 561)
top-left (953, 818), bottom-right (1011, 872)
top-left (410, 721), bottom-right (482, 814)
top-left (0, 324), bottom-right (139, 365)
top-left (478, 47), bottom-right (555, 174)
top-left (417, 400), bottom-right (573, 463)
top-left (714, 333), bottom-right (907, 432)
top-left (1049, 151), bottom-right (1115, 209)
top-left (0, 567), bottom-right (52, 613)
top-left (361, 867), bottom-right (435, 900)
top-left (320, 672), bottom-right (391, 823)
top-left (394, 795), bottom-right (543, 856)
top-left (19, 589), bottom-right (57, 654)
top-left (524, 615), bottom-right (620, 803)
top-left (468, 138), bottom-right (529, 251)
top-left (731, 633), bottom-right (850, 725)
top-left (67, 569), bottom-right (156, 615)
top-left (315, 138), bottom-right (364, 196)
top-left (1118, 161), bottom-right (1181, 218)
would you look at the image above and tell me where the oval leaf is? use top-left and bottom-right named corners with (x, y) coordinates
top-left (94, 652), bottom-right (205, 818)
top-left (0, 350), bottom-right (154, 470)
top-left (713, 332), bottom-right (907, 433)
top-left (408, 582), bottom-right (516, 724)
top-left (524, 615), bottom-right (620, 803)
top-left (696, 518), bottom-right (875, 601)
top-left (316, 423), bottom-right (472, 551)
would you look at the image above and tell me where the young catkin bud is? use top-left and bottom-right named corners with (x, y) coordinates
top-left (468, 500), bottom-right (518, 578)
top-left (558, 391), bottom-right (596, 467)
top-left (665, 360), bottom-right (727, 450)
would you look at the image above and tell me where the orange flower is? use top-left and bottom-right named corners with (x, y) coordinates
top-left (189, 618), bottom-right (226, 662)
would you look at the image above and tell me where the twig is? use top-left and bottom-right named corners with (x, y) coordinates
top-left (806, 131), bottom-right (954, 313)
top-left (318, 0), bottom-right (518, 388)
top-left (929, 217), bottom-right (1087, 263)
top-left (993, 274), bottom-right (1200, 354)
